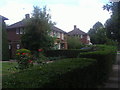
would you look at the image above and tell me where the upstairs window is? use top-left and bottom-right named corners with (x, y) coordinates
top-left (56, 32), bottom-right (60, 38)
top-left (16, 28), bottom-right (19, 34)
top-left (87, 36), bottom-right (90, 41)
top-left (81, 35), bottom-right (83, 38)
top-left (20, 28), bottom-right (23, 34)
top-left (61, 33), bottom-right (64, 40)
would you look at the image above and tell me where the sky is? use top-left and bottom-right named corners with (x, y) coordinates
top-left (0, 0), bottom-right (111, 33)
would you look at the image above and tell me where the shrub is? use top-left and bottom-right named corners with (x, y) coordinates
top-left (3, 58), bottom-right (97, 88)
top-left (45, 49), bottom-right (90, 58)
top-left (78, 45), bottom-right (117, 85)
top-left (16, 49), bottom-right (33, 70)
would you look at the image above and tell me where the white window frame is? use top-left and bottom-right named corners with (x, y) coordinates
top-left (20, 28), bottom-right (23, 34)
top-left (87, 35), bottom-right (90, 41)
top-left (9, 44), bottom-right (11, 49)
top-left (16, 28), bottom-right (19, 34)
top-left (16, 44), bottom-right (20, 49)
top-left (61, 33), bottom-right (64, 40)
top-left (81, 35), bottom-right (83, 38)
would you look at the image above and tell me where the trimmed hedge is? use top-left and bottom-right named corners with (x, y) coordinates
top-left (78, 45), bottom-right (117, 85)
top-left (44, 49), bottom-right (92, 58)
top-left (3, 58), bottom-right (97, 88)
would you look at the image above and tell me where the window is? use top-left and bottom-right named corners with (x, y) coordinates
top-left (111, 32), bottom-right (114, 34)
top-left (16, 28), bottom-right (19, 34)
top-left (87, 36), bottom-right (90, 41)
top-left (53, 31), bottom-right (57, 37)
top-left (20, 28), bottom-right (23, 34)
top-left (9, 44), bottom-right (11, 49)
top-left (56, 32), bottom-right (60, 38)
top-left (81, 35), bottom-right (83, 38)
top-left (16, 44), bottom-right (20, 49)
top-left (49, 31), bottom-right (53, 37)
top-left (61, 33), bottom-right (64, 40)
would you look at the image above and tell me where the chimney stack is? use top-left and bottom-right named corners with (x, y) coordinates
top-left (74, 25), bottom-right (77, 30)
top-left (25, 14), bottom-right (30, 19)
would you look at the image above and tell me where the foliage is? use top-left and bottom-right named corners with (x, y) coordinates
top-left (67, 36), bottom-right (84, 49)
top-left (78, 45), bottom-right (117, 84)
top-left (16, 49), bottom-right (33, 70)
top-left (45, 49), bottom-right (91, 58)
top-left (36, 49), bottom-right (48, 64)
top-left (21, 6), bottom-right (55, 52)
top-left (92, 21), bottom-right (104, 29)
top-left (105, 38), bottom-right (118, 46)
top-left (2, 18), bottom-right (9, 60)
top-left (103, 2), bottom-right (120, 48)
top-left (3, 58), bottom-right (97, 88)
top-left (88, 22), bottom-right (108, 44)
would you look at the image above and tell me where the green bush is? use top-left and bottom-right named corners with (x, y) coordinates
top-left (3, 58), bottom-right (97, 88)
top-left (45, 49), bottom-right (90, 58)
top-left (16, 49), bottom-right (33, 70)
top-left (78, 45), bottom-right (117, 85)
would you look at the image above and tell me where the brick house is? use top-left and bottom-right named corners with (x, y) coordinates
top-left (68, 25), bottom-right (91, 45)
top-left (7, 14), bottom-right (67, 58)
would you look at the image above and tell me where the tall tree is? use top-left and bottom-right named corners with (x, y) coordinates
top-left (88, 22), bottom-right (107, 44)
top-left (103, 2), bottom-right (120, 47)
top-left (21, 6), bottom-right (55, 52)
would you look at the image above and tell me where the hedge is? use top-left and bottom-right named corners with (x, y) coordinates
top-left (44, 49), bottom-right (92, 58)
top-left (78, 45), bottom-right (117, 85)
top-left (3, 58), bottom-right (97, 88)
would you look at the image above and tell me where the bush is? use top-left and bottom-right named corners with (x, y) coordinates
top-left (16, 49), bottom-right (33, 70)
top-left (78, 45), bottom-right (117, 85)
top-left (45, 49), bottom-right (90, 58)
top-left (67, 36), bottom-right (84, 49)
top-left (3, 58), bottom-right (97, 88)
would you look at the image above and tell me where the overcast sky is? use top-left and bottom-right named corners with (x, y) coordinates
top-left (0, 0), bottom-right (111, 32)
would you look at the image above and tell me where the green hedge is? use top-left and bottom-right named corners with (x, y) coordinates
top-left (3, 58), bottom-right (98, 88)
top-left (78, 45), bottom-right (117, 85)
top-left (44, 49), bottom-right (92, 58)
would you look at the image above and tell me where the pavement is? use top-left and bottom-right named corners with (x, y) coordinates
top-left (103, 52), bottom-right (120, 88)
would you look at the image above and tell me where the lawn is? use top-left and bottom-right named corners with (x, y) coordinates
top-left (2, 61), bottom-right (18, 76)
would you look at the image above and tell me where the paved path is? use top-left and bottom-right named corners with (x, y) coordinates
top-left (103, 52), bottom-right (120, 88)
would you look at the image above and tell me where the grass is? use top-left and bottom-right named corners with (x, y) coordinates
top-left (2, 61), bottom-right (18, 76)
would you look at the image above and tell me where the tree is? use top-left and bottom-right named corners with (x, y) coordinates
top-left (88, 22), bottom-right (107, 44)
top-left (21, 6), bottom-right (55, 52)
top-left (67, 36), bottom-right (83, 49)
top-left (103, 2), bottom-right (120, 48)
top-left (93, 21), bottom-right (104, 29)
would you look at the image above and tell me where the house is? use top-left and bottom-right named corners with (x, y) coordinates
top-left (7, 14), bottom-right (67, 58)
top-left (68, 25), bottom-right (91, 45)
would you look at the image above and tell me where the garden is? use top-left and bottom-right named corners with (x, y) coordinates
top-left (2, 45), bottom-right (117, 88)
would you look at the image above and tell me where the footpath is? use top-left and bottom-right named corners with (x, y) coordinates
top-left (103, 52), bottom-right (120, 88)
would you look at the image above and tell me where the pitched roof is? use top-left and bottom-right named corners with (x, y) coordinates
top-left (68, 28), bottom-right (86, 36)
top-left (7, 21), bottom-right (25, 29)
top-left (0, 15), bottom-right (8, 20)
top-left (7, 20), bottom-right (67, 33)
top-left (52, 26), bottom-right (67, 34)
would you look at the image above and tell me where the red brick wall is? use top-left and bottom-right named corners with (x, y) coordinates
top-left (7, 29), bottom-right (21, 41)
top-left (7, 28), bottom-right (21, 58)
top-left (80, 35), bottom-right (90, 44)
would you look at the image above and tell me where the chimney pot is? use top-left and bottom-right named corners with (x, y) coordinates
top-left (74, 25), bottom-right (77, 29)
top-left (25, 14), bottom-right (30, 19)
